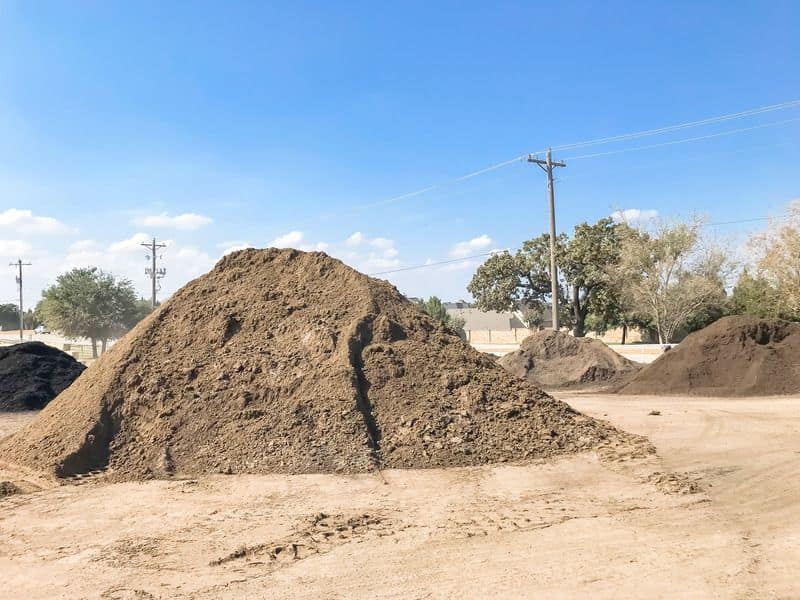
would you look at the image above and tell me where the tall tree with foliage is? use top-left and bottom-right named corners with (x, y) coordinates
top-left (609, 220), bottom-right (729, 344)
top-left (737, 201), bottom-right (800, 319)
top-left (730, 270), bottom-right (788, 319)
top-left (417, 296), bottom-right (465, 337)
top-left (0, 303), bottom-right (18, 331)
top-left (36, 267), bottom-right (143, 357)
top-left (467, 218), bottom-right (625, 336)
top-left (561, 218), bottom-right (629, 336)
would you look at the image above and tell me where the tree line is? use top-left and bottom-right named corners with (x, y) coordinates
top-left (6, 267), bottom-right (153, 357)
top-left (467, 201), bottom-right (800, 344)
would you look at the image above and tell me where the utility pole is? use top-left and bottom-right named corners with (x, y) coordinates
top-left (141, 238), bottom-right (166, 309)
top-left (527, 148), bottom-right (566, 331)
top-left (9, 259), bottom-right (32, 341)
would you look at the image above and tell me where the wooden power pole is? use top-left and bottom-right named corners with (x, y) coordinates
top-left (141, 238), bottom-right (167, 308)
top-left (9, 258), bottom-right (32, 341)
top-left (527, 148), bottom-right (566, 331)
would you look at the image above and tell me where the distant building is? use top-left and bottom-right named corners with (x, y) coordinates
top-left (446, 305), bottom-right (554, 331)
top-left (446, 307), bottom-right (526, 331)
top-left (443, 300), bottom-right (474, 310)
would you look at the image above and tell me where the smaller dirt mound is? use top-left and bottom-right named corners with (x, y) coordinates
top-left (0, 480), bottom-right (22, 498)
top-left (498, 330), bottom-right (640, 389)
top-left (0, 342), bottom-right (86, 411)
top-left (617, 316), bottom-right (800, 396)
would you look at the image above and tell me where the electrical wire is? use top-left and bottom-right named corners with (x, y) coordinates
top-left (352, 155), bottom-right (526, 211)
top-left (369, 211), bottom-right (800, 276)
top-left (555, 140), bottom-right (799, 183)
top-left (370, 251), bottom-right (501, 275)
top-left (549, 99), bottom-right (800, 152)
top-left (352, 99), bottom-right (800, 213)
top-left (563, 117), bottom-right (800, 161)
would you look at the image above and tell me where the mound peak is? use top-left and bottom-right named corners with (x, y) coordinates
top-left (617, 315), bottom-right (800, 396)
top-left (1, 249), bottom-right (622, 480)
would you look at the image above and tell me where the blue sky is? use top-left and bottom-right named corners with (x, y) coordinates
top-left (1, 1), bottom-right (799, 305)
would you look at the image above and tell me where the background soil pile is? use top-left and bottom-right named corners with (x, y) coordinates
top-left (0, 342), bottom-right (86, 411)
top-left (0, 249), bottom-right (626, 480)
top-left (617, 315), bottom-right (800, 396)
top-left (498, 330), bottom-right (640, 389)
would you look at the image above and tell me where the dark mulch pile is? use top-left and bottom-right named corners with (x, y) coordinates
top-left (0, 342), bottom-right (85, 411)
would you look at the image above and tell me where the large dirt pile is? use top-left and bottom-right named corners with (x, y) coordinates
top-left (0, 342), bottom-right (86, 411)
top-left (498, 330), bottom-right (640, 389)
top-left (0, 249), bottom-right (625, 480)
top-left (617, 316), bottom-right (800, 396)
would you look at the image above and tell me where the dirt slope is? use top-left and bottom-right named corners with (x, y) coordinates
top-left (0, 249), bottom-right (623, 480)
top-left (617, 315), bottom-right (800, 396)
top-left (498, 330), bottom-right (640, 389)
top-left (0, 342), bottom-right (86, 411)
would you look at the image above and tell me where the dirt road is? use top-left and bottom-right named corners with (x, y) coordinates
top-left (1, 394), bottom-right (798, 599)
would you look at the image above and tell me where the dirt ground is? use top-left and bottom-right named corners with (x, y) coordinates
top-left (1, 393), bottom-right (798, 599)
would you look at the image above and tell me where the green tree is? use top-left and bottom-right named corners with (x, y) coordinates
top-left (0, 303), bottom-right (18, 331)
top-left (610, 220), bottom-right (729, 344)
top-left (23, 309), bottom-right (40, 330)
top-left (132, 297), bottom-right (156, 324)
top-left (417, 296), bottom-right (466, 337)
top-left (741, 201), bottom-right (800, 319)
top-left (36, 267), bottom-right (142, 357)
top-left (467, 218), bottom-right (625, 337)
top-left (730, 269), bottom-right (793, 320)
top-left (561, 218), bottom-right (628, 336)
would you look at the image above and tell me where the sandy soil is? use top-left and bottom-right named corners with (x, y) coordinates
top-left (1, 394), bottom-right (798, 599)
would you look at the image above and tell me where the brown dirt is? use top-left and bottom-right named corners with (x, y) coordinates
top-left (0, 249), bottom-right (624, 481)
top-left (3, 394), bottom-right (799, 598)
top-left (617, 315), bottom-right (800, 396)
top-left (498, 329), bottom-right (641, 389)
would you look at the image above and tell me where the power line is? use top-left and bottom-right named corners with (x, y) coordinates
top-left (699, 212), bottom-right (800, 228)
top-left (351, 155), bottom-right (526, 211)
top-left (349, 99), bottom-right (800, 214)
top-left (370, 211), bottom-right (800, 277)
top-left (370, 251), bottom-right (500, 275)
top-left (563, 117), bottom-right (800, 161)
top-left (550, 99), bottom-right (800, 152)
top-left (555, 140), bottom-right (799, 183)
top-left (276, 98), bottom-right (800, 228)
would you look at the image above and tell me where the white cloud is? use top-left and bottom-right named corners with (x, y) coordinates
top-left (611, 208), bottom-right (659, 225)
top-left (69, 239), bottom-right (98, 252)
top-left (449, 234), bottom-right (493, 258)
top-left (337, 234), bottom-right (400, 273)
top-left (267, 230), bottom-right (329, 252)
top-left (216, 239), bottom-right (249, 249)
top-left (0, 208), bottom-right (73, 235)
top-left (369, 237), bottom-right (394, 251)
top-left (109, 232), bottom-right (153, 253)
top-left (359, 255), bottom-right (402, 272)
top-left (57, 235), bottom-right (214, 300)
top-left (133, 212), bottom-right (213, 231)
top-left (268, 231), bottom-right (305, 248)
top-left (270, 232), bottom-right (403, 274)
top-left (441, 259), bottom-right (480, 272)
top-left (218, 240), bottom-right (253, 256)
top-left (0, 239), bottom-right (33, 256)
top-left (345, 232), bottom-right (365, 247)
